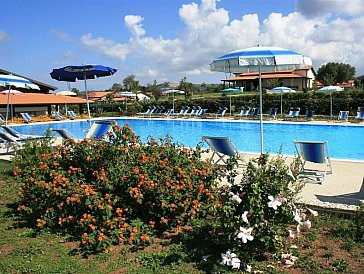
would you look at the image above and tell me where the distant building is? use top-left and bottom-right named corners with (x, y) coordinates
top-left (0, 68), bottom-right (57, 93)
top-left (222, 67), bottom-right (316, 91)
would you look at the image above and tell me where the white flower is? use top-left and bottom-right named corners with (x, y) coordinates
top-left (229, 257), bottom-right (241, 269)
top-left (202, 254), bottom-right (212, 261)
top-left (245, 264), bottom-right (252, 272)
top-left (307, 208), bottom-right (319, 217)
top-left (251, 162), bottom-right (259, 169)
top-left (267, 195), bottom-right (282, 210)
top-left (287, 181), bottom-right (295, 192)
top-left (242, 211), bottom-right (249, 223)
top-left (221, 250), bottom-right (240, 269)
top-left (237, 227), bottom-right (254, 243)
top-left (229, 193), bottom-right (242, 204)
top-left (301, 220), bottom-right (312, 229)
top-left (287, 168), bottom-right (295, 180)
top-left (293, 210), bottom-right (302, 223)
top-left (296, 224), bottom-right (301, 233)
top-left (288, 229), bottom-right (295, 238)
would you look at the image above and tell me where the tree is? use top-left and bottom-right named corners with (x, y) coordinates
top-left (179, 77), bottom-right (197, 99)
top-left (316, 62), bottom-right (356, 85)
top-left (111, 83), bottom-right (122, 92)
top-left (70, 88), bottom-right (79, 95)
top-left (122, 75), bottom-right (140, 92)
top-left (146, 80), bottom-right (161, 100)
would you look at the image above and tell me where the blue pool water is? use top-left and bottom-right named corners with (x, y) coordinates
top-left (11, 119), bottom-right (364, 161)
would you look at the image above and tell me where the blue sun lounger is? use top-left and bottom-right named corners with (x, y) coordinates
top-left (52, 120), bottom-right (114, 141)
top-left (52, 111), bottom-right (64, 120)
top-left (214, 107), bottom-right (227, 119)
top-left (267, 108), bottom-right (278, 120)
top-left (337, 111), bottom-right (349, 122)
top-left (249, 107), bottom-right (260, 119)
top-left (355, 111), bottom-right (364, 123)
top-left (67, 110), bottom-right (77, 119)
top-left (1, 125), bottom-right (45, 140)
top-left (285, 107), bottom-right (300, 121)
top-left (163, 108), bottom-right (174, 117)
top-left (20, 112), bottom-right (33, 123)
top-left (294, 140), bottom-right (332, 184)
top-left (202, 136), bottom-right (247, 166)
top-left (234, 107), bottom-right (250, 119)
top-left (189, 106), bottom-right (201, 117)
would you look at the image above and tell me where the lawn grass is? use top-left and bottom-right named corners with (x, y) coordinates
top-left (0, 159), bottom-right (363, 273)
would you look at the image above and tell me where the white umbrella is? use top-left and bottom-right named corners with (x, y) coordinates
top-left (162, 89), bottom-right (185, 110)
top-left (119, 91), bottom-right (137, 110)
top-left (211, 46), bottom-right (311, 154)
top-left (270, 87), bottom-right (296, 116)
top-left (56, 90), bottom-right (77, 96)
top-left (0, 74), bottom-right (40, 124)
top-left (221, 88), bottom-right (243, 116)
top-left (318, 86), bottom-right (344, 119)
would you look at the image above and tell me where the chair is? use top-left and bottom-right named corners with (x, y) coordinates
top-left (138, 106), bottom-right (156, 118)
top-left (0, 114), bottom-right (5, 125)
top-left (163, 109), bottom-right (174, 117)
top-left (285, 107), bottom-right (300, 121)
top-left (173, 106), bottom-right (190, 118)
top-left (1, 125), bottom-right (45, 140)
top-left (305, 110), bottom-right (315, 121)
top-left (355, 111), bottom-right (364, 123)
top-left (196, 108), bottom-right (207, 118)
top-left (52, 111), bottom-right (64, 120)
top-left (202, 136), bottom-right (247, 166)
top-left (267, 108), bottom-right (277, 120)
top-left (214, 107), bottom-right (227, 118)
top-left (52, 120), bottom-right (114, 141)
top-left (189, 106), bottom-right (201, 117)
top-left (67, 110), bottom-right (78, 119)
top-left (151, 106), bottom-right (165, 116)
top-left (293, 140), bottom-right (332, 184)
top-left (249, 107), bottom-right (260, 119)
top-left (234, 107), bottom-right (250, 119)
top-left (20, 112), bottom-right (33, 123)
top-left (0, 132), bottom-right (28, 153)
top-left (337, 111), bottom-right (349, 122)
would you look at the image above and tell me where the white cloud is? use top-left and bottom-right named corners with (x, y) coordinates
top-left (0, 29), bottom-right (8, 42)
top-left (50, 29), bottom-right (71, 42)
top-left (297, 0), bottom-right (364, 17)
top-left (124, 15), bottom-right (146, 37)
top-left (80, 33), bottom-right (129, 61)
top-left (79, 0), bottom-right (364, 84)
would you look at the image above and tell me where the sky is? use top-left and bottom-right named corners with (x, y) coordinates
top-left (1, 0), bottom-right (364, 92)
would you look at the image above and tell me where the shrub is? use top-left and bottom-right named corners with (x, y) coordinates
top-left (14, 123), bottom-right (219, 252)
top-left (211, 154), bottom-right (314, 271)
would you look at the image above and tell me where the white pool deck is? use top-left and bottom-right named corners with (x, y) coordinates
top-left (1, 116), bottom-right (363, 212)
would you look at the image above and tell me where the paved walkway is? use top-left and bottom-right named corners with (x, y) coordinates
top-left (202, 152), bottom-right (364, 211)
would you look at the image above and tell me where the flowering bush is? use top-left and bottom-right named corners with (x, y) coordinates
top-left (211, 154), bottom-right (316, 271)
top-left (14, 122), bottom-right (219, 253)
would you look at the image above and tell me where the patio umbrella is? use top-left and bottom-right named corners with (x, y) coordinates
top-left (50, 64), bottom-right (117, 126)
top-left (221, 88), bottom-right (243, 116)
top-left (270, 87), bottom-right (296, 116)
top-left (318, 86), bottom-right (344, 119)
top-left (210, 46), bottom-right (311, 154)
top-left (161, 89), bottom-right (185, 110)
top-left (55, 90), bottom-right (77, 96)
top-left (0, 74), bottom-right (40, 125)
top-left (119, 91), bottom-right (137, 110)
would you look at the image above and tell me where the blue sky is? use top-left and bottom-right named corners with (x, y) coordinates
top-left (1, 0), bottom-right (363, 91)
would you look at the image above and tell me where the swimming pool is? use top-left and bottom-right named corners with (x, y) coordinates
top-left (11, 118), bottom-right (364, 161)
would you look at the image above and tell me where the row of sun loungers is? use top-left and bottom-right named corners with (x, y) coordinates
top-left (203, 135), bottom-right (332, 184)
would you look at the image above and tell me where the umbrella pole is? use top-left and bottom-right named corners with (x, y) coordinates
top-left (280, 92), bottom-right (283, 117)
top-left (259, 65), bottom-right (264, 154)
top-left (330, 92), bottom-right (332, 120)
top-left (229, 95), bottom-right (232, 116)
top-left (5, 85), bottom-right (11, 125)
top-left (83, 74), bottom-right (92, 127)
